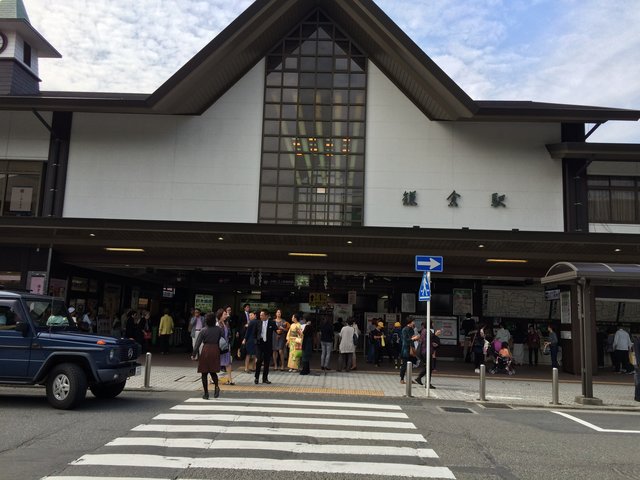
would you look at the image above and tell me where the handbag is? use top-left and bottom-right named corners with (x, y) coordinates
top-left (409, 345), bottom-right (416, 357)
top-left (219, 336), bottom-right (229, 354)
top-left (143, 330), bottom-right (151, 341)
top-left (542, 344), bottom-right (550, 355)
top-left (353, 333), bottom-right (358, 345)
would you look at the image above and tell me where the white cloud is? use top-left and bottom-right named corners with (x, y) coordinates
top-left (24, 0), bottom-right (640, 141)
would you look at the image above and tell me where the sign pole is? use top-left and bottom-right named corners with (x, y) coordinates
top-left (426, 271), bottom-right (431, 398)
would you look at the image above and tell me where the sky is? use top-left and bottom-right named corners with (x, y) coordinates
top-left (25, 0), bottom-right (640, 143)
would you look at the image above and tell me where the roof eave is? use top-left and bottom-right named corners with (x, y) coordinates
top-left (0, 19), bottom-right (61, 57)
top-left (472, 101), bottom-right (640, 123)
top-left (546, 142), bottom-right (640, 161)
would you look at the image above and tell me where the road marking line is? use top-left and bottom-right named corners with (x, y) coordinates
top-left (72, 454), bottom-right (456, 478)
top-left (171, 404), bottom-right (408, 418)
top-left (106, 438), bottom-right (438, 458)
top-left (185, 397), bottom-right (402, 410)
top-left (552, 411), bottom-right (640, 434)
top-left (132, 424), bottom-right (427, 442)
top-left (153, 413), bottom-right (416, 429)
top-left (44, 477), bottom-right (170, 480)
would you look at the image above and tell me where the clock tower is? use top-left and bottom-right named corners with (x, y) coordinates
top-left (0, 0), bottom-right (60, 95)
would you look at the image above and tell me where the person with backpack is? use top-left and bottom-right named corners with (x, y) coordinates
top-left (390, 321), bottom-right (402, 369)
top-left (400, 318), bottom-right (420, 384)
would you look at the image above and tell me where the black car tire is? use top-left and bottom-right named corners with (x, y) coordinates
top-left (45, 363), bottom-right (88, 410)
top-left (90, 380), bottom-right (126, 399)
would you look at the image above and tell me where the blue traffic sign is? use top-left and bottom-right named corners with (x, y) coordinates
top-left (419, 272), bottom-right (431, 301)
top-left (415, 255), bottom-right (444, 272)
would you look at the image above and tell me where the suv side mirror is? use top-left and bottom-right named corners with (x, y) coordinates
top-left (16, 321), bottom-right (30, 337)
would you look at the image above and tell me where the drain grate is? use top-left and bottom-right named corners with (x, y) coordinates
top-left (478, 403), bottom-right (513, 409)
top-left (438, 406), bottom-right (475, 414)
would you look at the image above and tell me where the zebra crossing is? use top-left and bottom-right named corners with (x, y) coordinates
top-left (42, 396), bottom-right (456, 479)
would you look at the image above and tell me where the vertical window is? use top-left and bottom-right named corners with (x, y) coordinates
top-left (23, 42), bottom-right (32, 67)
top-left (588, 176), bottom-right (640, 224)
top-left (0, 161), bottom-right (43, 217)
top-left (259, 9), bottom-right (366, 226)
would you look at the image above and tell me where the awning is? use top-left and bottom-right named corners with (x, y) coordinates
top-left (541, 261), bottom-right (640, 285)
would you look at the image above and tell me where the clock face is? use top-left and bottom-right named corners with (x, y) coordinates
top-left (0, 33), bottom-right (6, 54)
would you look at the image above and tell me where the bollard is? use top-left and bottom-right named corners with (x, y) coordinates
top-left (479, 364), bottom-right (486, 401)
top-left (144, 352), bottom-right (152, 388)
top-left (405, 361), bottom-right (413, 397)
top-left (551, 367), bottom-right (560, 405)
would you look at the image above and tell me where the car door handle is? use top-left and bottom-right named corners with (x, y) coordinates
top-left (31, 342), bottom-right (41, 349)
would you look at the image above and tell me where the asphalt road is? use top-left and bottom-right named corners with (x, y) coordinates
top-left (0, 386), bottom-right (639, 480)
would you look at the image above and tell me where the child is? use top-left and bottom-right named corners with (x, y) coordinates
top-left (499, 341), bottom-right (512, 359)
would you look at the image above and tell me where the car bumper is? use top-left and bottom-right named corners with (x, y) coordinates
top-left (96, 363), bottom-right (141, 383)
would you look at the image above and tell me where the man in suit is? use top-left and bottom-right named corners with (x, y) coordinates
top-left (254, 309), bottom-right (277, 384)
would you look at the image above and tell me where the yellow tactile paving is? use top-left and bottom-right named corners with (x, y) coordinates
top-left (220, 385), bottom-right (385, 396)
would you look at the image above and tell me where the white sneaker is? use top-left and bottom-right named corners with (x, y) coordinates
top-left (474, 368), bottom-right (480, 373)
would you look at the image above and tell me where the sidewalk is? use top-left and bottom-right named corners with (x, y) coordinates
top-left (128, 351), bottom-right (639, 409)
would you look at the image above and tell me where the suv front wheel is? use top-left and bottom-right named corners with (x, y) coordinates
top-left (45, 363), bottom-right (88, 409)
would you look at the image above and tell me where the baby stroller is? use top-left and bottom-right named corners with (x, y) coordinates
top-left (490, 352), bottom-right (515, 375)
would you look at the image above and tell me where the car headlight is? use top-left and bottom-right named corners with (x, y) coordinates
top-left (108, 348), bottom-right (118, 362)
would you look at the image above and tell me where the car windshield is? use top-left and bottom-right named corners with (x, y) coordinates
top-left (26, 299), bottom-right (77, 329)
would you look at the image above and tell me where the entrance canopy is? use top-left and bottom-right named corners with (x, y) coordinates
top-left (542, 262), bottom-right (640, 286)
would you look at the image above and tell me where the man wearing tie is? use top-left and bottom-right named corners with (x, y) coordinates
top-left (241, 304), bottom-right (251, 324)
top-left (254, 309), bottom-right (277, 384)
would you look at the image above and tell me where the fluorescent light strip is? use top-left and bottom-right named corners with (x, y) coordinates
top-left (105, 248), bottom-right (145, 252)
top-left (486, 258), bottom-right (528, 264)
top-left (288, 252), bottom-right (328, 257)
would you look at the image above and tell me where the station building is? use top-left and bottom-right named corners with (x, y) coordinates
top-left (0, 0), bottom-right (639, 373)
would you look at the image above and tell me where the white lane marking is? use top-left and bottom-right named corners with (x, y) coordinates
top-left (106, 437), bottom-right (438, 458)
top-left (552, 411), bottom-right (640, 434)
top-left (43, 477), bottom-right (170, 480)
top-left (72, 454), bottom-right (456, 478)
top-left (132, 424), bottom-right (427, 442)
top-left (185, 397), bottom-right (402, 410)
top-left (171, 404), bottom-right (408, 418)
top-left (153, 413), bottom-right (415, 429)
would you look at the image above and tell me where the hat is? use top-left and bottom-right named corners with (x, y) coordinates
top-left (394, 322), bottom-right (401, 327)
top-left (68, 307), bottom-right (75, 314)
top-left (377, 321), bottom-right (384, 328)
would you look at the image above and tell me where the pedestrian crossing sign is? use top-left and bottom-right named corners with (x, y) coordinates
top-left (418, 272), bottom-right (431, 302)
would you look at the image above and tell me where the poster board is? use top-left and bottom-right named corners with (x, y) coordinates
top-left (482, 286), bottom-right (548, 319)
top-left (432, 316), bottom-right (458, 345)
top-left (560, 291), bottom-right (572, 324)
top-left (9, 186), bottom-right (32, 212)
top-left (194, 294), bottom-right (214, 313)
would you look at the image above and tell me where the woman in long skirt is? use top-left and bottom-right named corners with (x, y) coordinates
top-left (217, 308), bottom-right (234, 385)
top-left (272, 309), bottom-right (288, 371)
top-left (192, 313), bottom-right (222, 399)
top-left (286, 313), bottom-right (303, 371)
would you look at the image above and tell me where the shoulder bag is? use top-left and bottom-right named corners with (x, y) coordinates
top-left (219, 336), bottom-right (229, 354)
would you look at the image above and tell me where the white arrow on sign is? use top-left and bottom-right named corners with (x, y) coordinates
top-left (417, 258), bottom-right (441, 270)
